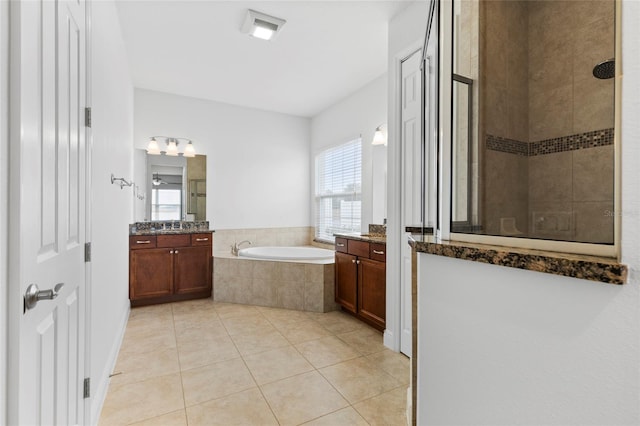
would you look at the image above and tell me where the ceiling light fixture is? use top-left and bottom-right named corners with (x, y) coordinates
top-left (372, 125), bottom-right (386, 146)
top-left (241, 9), bottom-right (286, 41)
top-left (146, 136), bottom-right (197, 157)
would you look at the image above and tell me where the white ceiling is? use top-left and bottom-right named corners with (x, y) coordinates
top-left (115, 1), bottom-right (411, 117)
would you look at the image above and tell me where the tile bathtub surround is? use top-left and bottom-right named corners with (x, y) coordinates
top-left (213, 257), bottom-right (337, 313)
top-left (213, 226), bottom-right (314, 253)
top-left (409, 235), bottom-right (627, 285)
top-left (129, 221), bottom-right (210, 235)
top-left (99, 299), bottom-right (410, 426)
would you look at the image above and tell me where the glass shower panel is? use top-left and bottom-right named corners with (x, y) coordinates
top-left (452, 75), bottom-right (472, 228)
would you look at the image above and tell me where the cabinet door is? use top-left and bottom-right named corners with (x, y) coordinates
top-left (335, 252), bottom-right (358, 313)
top-left (130, 248), bottom-right (174, 300)
top-left (174, 245), bottom-right (212, 295)
top-left (358, 258), bottom-right (386, 330)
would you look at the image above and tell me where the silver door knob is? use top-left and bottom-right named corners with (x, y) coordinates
top-left (24, 282), bottom-right (64, 311)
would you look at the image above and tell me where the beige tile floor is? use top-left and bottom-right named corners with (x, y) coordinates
top-left (99, 298), bottom-right (410, 426)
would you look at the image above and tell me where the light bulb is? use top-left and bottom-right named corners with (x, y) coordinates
top-left (183, 141), bottom-right (196, 157)
top-left (166, 139), bottom-right (179, 156)
top-left (372, 127), bottom-right (386, 145)
top-left (146, 137), bottom-right (161, 155)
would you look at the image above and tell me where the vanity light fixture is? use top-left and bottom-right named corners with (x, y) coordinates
top-left (146, 136), bottom-right (197, 157)
top-left (372, 125), bottom-right (386, 146)
top-left (241, 9), bottom-right (286, 41)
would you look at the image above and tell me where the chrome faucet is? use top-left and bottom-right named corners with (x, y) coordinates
top-left (231, 240), bottom-right (252, 256)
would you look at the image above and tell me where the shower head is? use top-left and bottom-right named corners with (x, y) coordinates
top-left (593, 58), bottom-right (615, 79)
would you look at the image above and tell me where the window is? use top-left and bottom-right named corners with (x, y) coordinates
top-left (315, 138), bottom-right (362, 242)
top-left (151, 188), bottom-right (182, 220)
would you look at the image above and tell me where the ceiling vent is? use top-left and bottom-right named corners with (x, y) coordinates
top-left (241, 9), bottom-right (286, 41)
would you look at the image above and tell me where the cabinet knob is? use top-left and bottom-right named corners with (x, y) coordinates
top-left (175, 250), bottom-right (179, 254)
top-left (352, 259), bottom-right (356, 263)
top-left (170, 250), bottom-right (174, 254)
top-left (356, 260), bottom-right (360, 264)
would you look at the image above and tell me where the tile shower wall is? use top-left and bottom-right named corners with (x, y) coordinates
top-left (529, 146), bottom-right (614, 243)
top-left (480, 0), bottom-right (614, 242)
top-left (528, 0), bottom-right (614, 141)
top-left (481, 0), bottom-right (530, 236)
top-left (527, 0), bottom-right (614, 243)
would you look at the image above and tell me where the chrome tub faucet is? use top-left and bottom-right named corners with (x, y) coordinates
top-left (231, 240), bottom-right (252, 256)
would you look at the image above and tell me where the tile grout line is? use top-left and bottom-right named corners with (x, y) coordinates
top-left (171, 303), bottom-right (189, 424)
top-left (226, 307), bottom-right (283, 425)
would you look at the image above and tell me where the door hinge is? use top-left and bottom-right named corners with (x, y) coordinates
top-left (84, 242), bottom-right (91, 262)
top-left (83, 377), bottom-right (90, 399)
top-left (84, 107), bottom-right (92, 128)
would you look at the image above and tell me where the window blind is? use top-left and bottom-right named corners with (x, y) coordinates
top-left (315, 138), bottom-right (362, 242)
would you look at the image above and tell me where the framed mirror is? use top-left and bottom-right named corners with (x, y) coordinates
top-left (135, 149), bottom-right (207, 221)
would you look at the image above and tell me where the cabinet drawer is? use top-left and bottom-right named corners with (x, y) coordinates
top-left (129, 235), bottom-right (157, 249)
top-left (369, 243), bottom-right (386, 263)
top-left (335, 237), bottom-right (348, 253)
top-left (157, 234), bottom-right (191, 248)
top-left (191, 233), bottom-right (213, 246)
top-left (347, 239), bottom-right (369, 258)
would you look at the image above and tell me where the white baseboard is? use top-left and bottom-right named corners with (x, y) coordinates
top-left (383, 329), bottom-right (397, 351)
top-left (406, 386), bottom-right (412, 426)
top-left (90, 303), bottom-right (130, 425)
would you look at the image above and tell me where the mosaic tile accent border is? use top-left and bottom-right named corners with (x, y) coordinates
top-left (486, 135), bottom-right (529, 156)
top-left (529, 128), bottom-right (614, 155)
top-left (487, 128), bottom-right (614, 156)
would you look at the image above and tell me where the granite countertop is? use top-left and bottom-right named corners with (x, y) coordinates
top-left (334, 232), bottom-right (387, 244)
top-left (130, 229), bottom-right (214, 236)
top-left (409, 234), bottom-right (627, 285)
top-left (129, 220), bottom-right (213, 236)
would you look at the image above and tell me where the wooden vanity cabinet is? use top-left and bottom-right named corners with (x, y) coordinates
top-left (335, 251), bottom-right (358, 314)
top-left (129, 232), bottom-right (212, 306)
top-left (335, 237), bottom-right (386, 331)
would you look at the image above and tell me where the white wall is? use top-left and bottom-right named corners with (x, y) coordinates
top-left (310, 74), bottom-right (388, 232)
top-left (386, 0), bottom-right (429, 351)
top-left (0, 0), bottom-right (8, 422)
top-left (415, 2), bottom-right (640, 424)
top-left (132, 148), bottom-right (146, 221)
top-left (134, 89), bottom-right (311, 230)
top-left (89, 1), bottom-right (135, 423)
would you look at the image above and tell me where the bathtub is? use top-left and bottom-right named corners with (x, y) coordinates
top-left (213, 246), bottom-right (337, 312)
top-left (238, 246), bottom-right (334, 263)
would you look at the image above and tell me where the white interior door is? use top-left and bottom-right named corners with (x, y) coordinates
top-left (8, 0), bottom-right (87, 424)
top-left (400, 50), bottom-right (422, 356)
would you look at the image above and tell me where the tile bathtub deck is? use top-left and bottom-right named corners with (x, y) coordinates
top-left (99, 299), bottom-right (410, 426)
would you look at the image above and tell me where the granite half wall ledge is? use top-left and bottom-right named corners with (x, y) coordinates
top-left (410, 236), bottom-right (627, 285)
